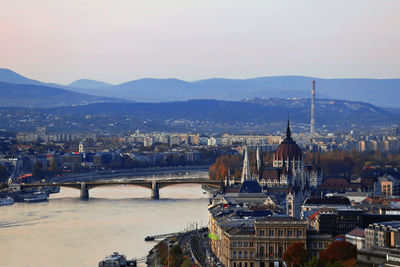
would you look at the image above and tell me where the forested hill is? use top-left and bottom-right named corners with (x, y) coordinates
top-left (0, 98), bottom-right (397, 134)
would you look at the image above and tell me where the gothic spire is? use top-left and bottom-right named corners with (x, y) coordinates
top-left (286, 116), bottom-right (291, 139)
top-left (256, 146), bottom-right (261, 173)
top-left (241, 147), bottom-right (251, 183)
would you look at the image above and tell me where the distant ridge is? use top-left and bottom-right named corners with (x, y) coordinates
top-left (68, 79), bottom-right (113, 89)
top-left (0, 99), bottom-right (398, 134)
top-left (0, 68), bottom-right (42, 85)
top-left (0, 81), bottom-right (127, 107)
top-left (1, 68), bottom-right (400, 107)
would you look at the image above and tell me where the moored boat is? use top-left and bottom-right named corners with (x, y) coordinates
top-left (23, 192), bottom-right (48, 203)
top-left (0, 196), bottom-right (14, 206)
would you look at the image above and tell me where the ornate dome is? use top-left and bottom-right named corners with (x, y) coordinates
top-left (274, 120), bottom-right (302, 161)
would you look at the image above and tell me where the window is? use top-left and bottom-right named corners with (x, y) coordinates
top-left (249, 242), bottom-right (253, 247)
top-left (269, 230), bottom-right (274, 237)
top-left (278, 247), bottom-right (283, 257)
top-left (250, 252), bottom-right (253, 258)
top-left (239, 251), bottom-right (242, 258)
top-left (260, 246), bottom-right (264, 257)
top-left (233, 242), bottom-right (237, 247)
top-left (297, 230), bottom-right (302, 237)
top-left (278, 230), bottom-right (283, 237)
top-left (238, 242), bottom-right (242, 247)
top-left (318, 242), bottom-right (323, 248)
top-left (312, 243), bottom-right (317, 248)
top-left (244, 242), bottom-right (248, 247)
top-left (269, 247), bottom-right (274, 257)
top-left (287, 230), bottom-right (292, 237)
top-left (233, 251), bottom-right (237, 258)
top-left (245, 263), bottom-right (248, 267)
top-left (244, 251), bottom-right (248, 258)
top-left (259, 230), bottom-right (265, 236)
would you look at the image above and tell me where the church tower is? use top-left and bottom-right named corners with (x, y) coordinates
top-left (241, 147), bottom-right (251, 183)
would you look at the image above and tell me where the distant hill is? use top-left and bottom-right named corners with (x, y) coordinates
top-left (48, 98), bottom-right (395, 126)
top-left (65, 76), bottom-right (400, 108)
top-left (1, 98), bottom-right (395, 134)
top-left (0, 68), bottom-right (42, 85)
top-left (0, 82), bottom-right (126, 107)
top-left (1, 68), bottom-right (400, 108)
top-left (68, 79), bottom-right (113, 89)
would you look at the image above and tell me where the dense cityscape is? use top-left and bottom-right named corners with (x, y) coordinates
top-left (2, 110), bottom-right (400, 266)
top-left (2, 1), bottom-right (400, 267)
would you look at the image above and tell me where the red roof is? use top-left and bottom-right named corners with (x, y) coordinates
top-left (274, 120), bottom-right (302, 161)
top-left (319, 178), bottom-right (349, 191)
top-left (309, 210), bottom-right (320, 220)
top-left (346, 228), bottom-right (365, 238)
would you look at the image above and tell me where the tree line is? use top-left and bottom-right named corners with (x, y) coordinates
top-left (209, 149), bottom-right (400, 180)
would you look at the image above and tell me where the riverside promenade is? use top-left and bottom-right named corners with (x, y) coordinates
top-left (146, 228), bottom-right (222, 267)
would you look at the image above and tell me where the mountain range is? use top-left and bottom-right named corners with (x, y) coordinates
top-left (0, 68), bottom-right (400, 108)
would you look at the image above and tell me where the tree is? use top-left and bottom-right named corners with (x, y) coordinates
top-left (181, 257), bottom-right (193, 267)
top-left (304, 257), bottom-right (318, 267)
top-left (319, 241), bottom-right (356, 266)
top-left (33, 161), bottom-right (44, 178)
top-left (0, 165), bottom-right (9, 183)
top-left (48, 158), bottom-right (58, 174)
top-left (282, 242), bottom-right (308, 267)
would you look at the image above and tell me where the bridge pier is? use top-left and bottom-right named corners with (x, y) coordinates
top-left (151, 181), bottom-right (159, 200)
top-left (80, 183), bottom-right (89, 199)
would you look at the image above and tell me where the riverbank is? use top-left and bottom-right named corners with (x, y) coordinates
top-left (146, 228), bottom-right (222, 267)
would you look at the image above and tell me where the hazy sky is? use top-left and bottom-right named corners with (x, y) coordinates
top-left (1, 0), bottom-right (399, 84)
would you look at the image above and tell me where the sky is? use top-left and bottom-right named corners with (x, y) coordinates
top-left (1, 0), bottom-right (399, 85)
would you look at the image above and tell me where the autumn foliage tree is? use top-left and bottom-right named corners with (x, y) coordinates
top-left (319, 241), bottom-right (356, 266)
top-left (209, 154), bottom-right (242, 180)
top-left (282, 242), bottom-right (308, 267)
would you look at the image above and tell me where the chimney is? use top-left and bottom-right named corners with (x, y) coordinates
top-left (310, 80), bottom-right (316, 141)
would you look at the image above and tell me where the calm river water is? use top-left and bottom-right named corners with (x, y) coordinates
top-left (0, 184), bottom-right (210, 267)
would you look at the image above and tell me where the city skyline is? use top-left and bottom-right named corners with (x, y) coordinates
top-left (1, 0), bottom-right (400, 84)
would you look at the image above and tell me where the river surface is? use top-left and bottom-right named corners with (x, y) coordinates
top-left (0, 184), bottom-right (210, 267)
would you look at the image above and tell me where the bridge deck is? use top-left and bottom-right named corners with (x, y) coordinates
top-left (19, 179), bottom-right (222, 189)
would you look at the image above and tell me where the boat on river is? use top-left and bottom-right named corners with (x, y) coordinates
top-left (0, 197), bottom-right (14, 206)
top-left (98, 252), bottom-right (137, 267)
top-left (23, 192), bottom-right (48, 203)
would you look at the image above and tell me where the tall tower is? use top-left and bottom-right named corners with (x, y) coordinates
top-left (310, 80), bottom-right (316, 140)
top-left (241, 147), bottom-right (251, 183)
top-left (256, 147), bottom-right (261, 173)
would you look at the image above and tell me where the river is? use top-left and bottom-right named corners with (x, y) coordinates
top-left (0, 184), bottom-right (210, 267)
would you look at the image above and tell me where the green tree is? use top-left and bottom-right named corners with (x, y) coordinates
top-left (181, 257), bottom-right (194, 267)
top-left (304, 257), bottom-right (318, 267)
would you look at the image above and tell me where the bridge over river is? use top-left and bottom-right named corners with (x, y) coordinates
top-left (16, 178), bottom-right (223, 199)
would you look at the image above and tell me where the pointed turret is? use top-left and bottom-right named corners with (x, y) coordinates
top-left (252, 150), bottom-right (259, 181)
top-left (256, 147), bottom-right (262, 173)
top-left (241, 147), bottom-right (251, 183)
top-left (286, 118), bottom-right (291, 139)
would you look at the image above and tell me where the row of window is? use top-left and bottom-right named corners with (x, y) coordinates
top-left (259, 246), bottom-right (284, 258)
top-left (258, 229), bottom-right (303, 237)
top-left (310, 242), bottom-right (327, 249)
top-left (232, 242), bottom-right (254, 248)
top-left (233, 251), bottom-right (254, 259)
top-left (233, 262), bottom-right (254, 267)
